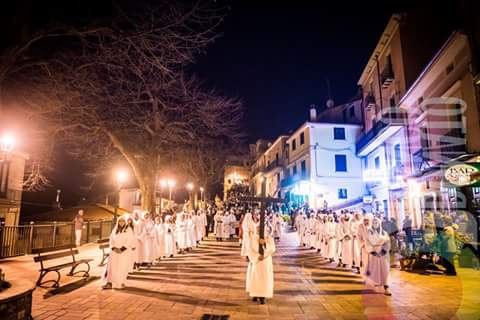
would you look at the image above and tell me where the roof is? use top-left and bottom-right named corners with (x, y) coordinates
top-left (20, 204), bottom-right (130, 222)
top-left (357, 14), bottom-right (402, 85)
top-left (316, 99), bottom-right (363, 125)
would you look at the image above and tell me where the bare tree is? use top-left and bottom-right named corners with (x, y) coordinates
top-left (15, 1), bottom-right (243, 211)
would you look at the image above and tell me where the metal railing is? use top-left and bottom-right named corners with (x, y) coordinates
top-left (0, 219), bottom-right (114, 259)
top-left (356, 110), bottom-right (406, 153)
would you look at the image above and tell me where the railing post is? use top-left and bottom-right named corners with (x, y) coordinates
top-left (52, 221), bottom-right (57, 247)
top-left (99, 220), bottom-right (103, 240)
top-left (0, 221), bottom-right (4, 258)
top-left (28, 221), bottom-right (34, 254)
top-left (86, 221), bottom-right (90, 243)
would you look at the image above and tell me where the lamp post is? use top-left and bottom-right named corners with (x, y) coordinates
top-left (114, 169), bottom-right (128, 217)
top-left (186, 182), bottom-right (194, 210)
top-left (0, 133), bottom-right (16, 199)
top-left (167, 179), bottom-right (175, 202)
top-left (199, 187), bottom-right (205, 209)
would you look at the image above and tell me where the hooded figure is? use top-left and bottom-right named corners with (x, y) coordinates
top-left (154, 215), bottom-right (166, 259)
top-left (357, 213), bottom-right (373, 276)
top-left (365, 217), bottom-right (392, 296)
top-left (214, 211), bottom-right (224, 240)
top-left (142, 212), bottom-right (158, 263)
top-left (325, 215), bottom-right (337, 261)
top-left (246, 226), bottom-right (276, 304)
top-left (241, 212), bottom-right (256, 257)
top-left (103, 216), bottom-right (135, 289)
top-left (164, 216), bottom-right (177, 257)
top-left (350, 212), bottom-right (363, 271)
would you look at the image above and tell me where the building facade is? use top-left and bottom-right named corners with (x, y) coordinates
top-left (356, 13), bottom-right (453, 224)
top-left (0, 151), bottom-right (27, 225)
top-left (400, 32), bottom-right (480, 228)
top-left (281, 120), bottom-right (364, 210)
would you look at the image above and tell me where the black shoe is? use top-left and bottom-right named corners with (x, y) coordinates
top-left (317, 249), bottom-right (320, 253)
top-left (252, 297), bottom-right (258, 302)
top-left (259, 297), bottom-right (265, 304)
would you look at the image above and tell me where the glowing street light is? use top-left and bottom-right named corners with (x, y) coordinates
top-left (186, 182), bottom-right (194, 191)
top-left (167, 179), bottom-right (176, 201)
top-left (115, 169), bottom-right (128, 186)
top-left (160, 179), bottom-right (167, 188)
top-left (1, 133), bottom-right (16, 154)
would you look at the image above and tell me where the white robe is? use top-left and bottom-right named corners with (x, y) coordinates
top-left (246, 235), bottom-right (275, 298)
top-left (107, 227), bottom-right (135, 288)
top-left (365, 229), bottom-right (391, 287)
top-left (164, 223), bottom-right (176, 256)
top-left (187, 218), bottom-right (196, 248)
top-left (350, 219), bottom-right (362, 267)
top-left (194, 215), bottom-right (203, 241)
top-left (155, 223), bottom-right (166, 258)
top-left (142, 219), bottom-right (158, 263)
top-left (214, 214), bottom-right (224, 238)
top-left (176, 221), bottom-right (188, 250)
top-left (273, 215), bottom-right (283, 239)
top-left (357, 223), bottom-right (370, 276)
top-left (134, 219), bottom-right (145, 264)
top-left (340, 221), bottom-right (353, 267)
top-left (325, 221), bottom-right (337, 259)
top-left (241, 213), bottom-right (256, 257)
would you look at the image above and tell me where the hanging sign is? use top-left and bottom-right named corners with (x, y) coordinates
top-left (444, 163), bottom-right (480, 187)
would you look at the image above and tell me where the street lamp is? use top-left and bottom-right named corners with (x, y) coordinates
top-left (0, 133), bottom-right (15, 199)
top-left (199, 187), bottom-right (205, 209)
top-left (186, 183), bottom-right (194, 210)
top-left (0, 133), bottom-right (16, 155)
top-left (167, 179), bottom-right (176, 201)
top-left (114, 169), bottom-right (128, 217)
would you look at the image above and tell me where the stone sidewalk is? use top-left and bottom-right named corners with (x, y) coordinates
top-left (2, 231), bottom-right (480, 320)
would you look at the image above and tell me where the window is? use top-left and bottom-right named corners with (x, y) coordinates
top-left (292, 165), bottom-right (297, 176)
top-left (300, 160), bottom-right (306, 177)
top-left (335, 155), bottom-right (347, 172)
top-left (300, 132), bottom-right (305, 145)
top-left (276, 172), bottom-right (280, 183)
top-left (338, 188), bottom-right (348, 199)
top-left (374, 156), bottom-right (380, 170)
top-left (292, 139), bottom-right (297, 151)
top-left (394, 144), bottom-right (401, 166)
top-left (275, 152), bottom-right (279, 164)
top-left (349, 106), bottom-right (355, 118)
top-left (333, 127), bottom-right (346, 140)
top-left (364, 157), bottom-right (368, 169)
top-left (383, 199), bottom-right (389, 217)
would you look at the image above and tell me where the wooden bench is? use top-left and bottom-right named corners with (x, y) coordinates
top-left (32, 244), bottom-right (93, 288)
top-left (97, 238), bottom-right (110, 266)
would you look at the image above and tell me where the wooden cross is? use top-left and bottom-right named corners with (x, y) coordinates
top-left (238, 196), bottom-right (285, 255)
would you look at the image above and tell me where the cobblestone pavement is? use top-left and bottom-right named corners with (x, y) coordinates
top-left (3, 230), bottom-right (480, 320)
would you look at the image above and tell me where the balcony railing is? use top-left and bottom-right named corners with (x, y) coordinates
top-left (381, 62), bottom-right (394, 88)
top-left (356, 110), bottom-right (406, 154)
top-left (365, 94), bottom-right (376, 110)
top-left (0, 189), bottom-right (22, 202)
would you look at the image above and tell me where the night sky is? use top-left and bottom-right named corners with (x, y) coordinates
top-left (3, 0), bottom-right (440, 213)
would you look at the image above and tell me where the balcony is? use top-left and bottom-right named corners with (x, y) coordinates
top-left (381, 62), bottom-right (394, 88)
top-left (265, 159), bottom-right (283, 173)
top-left (356, 109), bottom-right (406, 156)
top-left (389, 164), bottom-right (405, 184)
top-left (365, 94), bottom-right (376, 111)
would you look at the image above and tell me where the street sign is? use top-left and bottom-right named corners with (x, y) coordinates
top-left (444, 163), bottom-right (480, 187)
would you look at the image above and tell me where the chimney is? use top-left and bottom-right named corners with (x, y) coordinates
top-left (309, 104), bottom-right (317, 122)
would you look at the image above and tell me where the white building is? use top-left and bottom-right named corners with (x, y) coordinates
top-left (281, 101), bottom-right (365, 210)
top-left (282, 122), bottom-right (365, 210)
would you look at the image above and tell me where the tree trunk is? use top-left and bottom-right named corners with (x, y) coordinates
top-left (140, 174), bottom-right (156, 213)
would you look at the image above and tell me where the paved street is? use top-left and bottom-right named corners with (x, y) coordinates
top-left (3, 230), bottom-right (480, 320)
